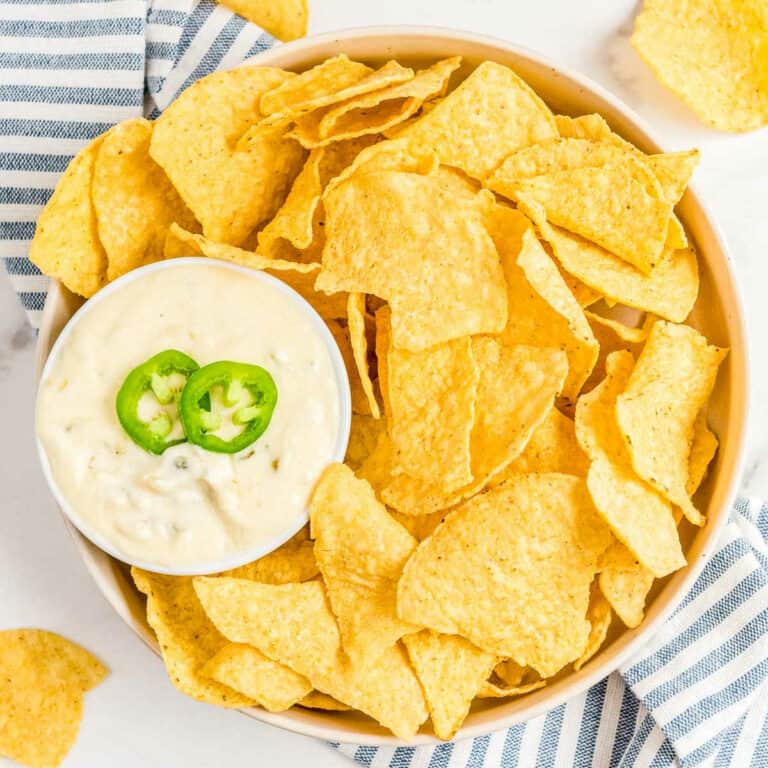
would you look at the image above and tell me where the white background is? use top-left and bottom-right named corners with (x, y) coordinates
top-left (2, 1), bottom-right (768, 766)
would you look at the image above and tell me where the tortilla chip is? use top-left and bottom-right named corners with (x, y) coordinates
top-left (193, 578), bottom-right (428, 740)
top-left (598, 543), bottom-right (655, 629)
top-left (469, 338), bottom-right (567, 480)
top-left (200, 643), bottom-right (311, 711)
top-left (298, 692), bottom-right (352, 711)
top-left (318, 170), bottom-right (507, 350)
top-left (347, 294), bottom-right (380, 418)
top-left (218, 0), bottom-right (307, 41)
top-left (631, 0), bottom-right (768, 132)
top-left (476, 679), bottom-right (547, 698)
top-left (219, 527), bottom-right (318, 583)
top-left (397, 474), bottom-right (613, 676)
top-left (260, 57), bottom-right (411, 119)
top-left (494, 155), bottom-right (671, 273)
top-left (385, 334), bottom-right (477, 490)
top-left (29, 138), bottom-right (107, 297)
top-left (0, 630), bottom-right (108, 768)
top-left (573, 588), bottom-right (613, 671)
top-left (309, 464), bottom-right (419, 669)
top-left (576, 350), bottom-right (685, 578)
top-left (487, 205), bottom-right (597, 403)
top-left (500, 407), bottom-right (589, 477)
top-left (131, 569), bottom-right (252, 707)
top-left (92, 118), bottom-right (198, 282)
top-left (150, 65), bottom-right (304, 246)
top-left (345, 414), bottom-right (385, 469)
top-left (402, 631), bottom-right (496, 740)
top-left (525, 202), bottom-right (699, 323)
top-left (616, 321), bottom-right (727, 525)
top-left (292, 57), bottom-right (461, 147)
top-left (398, 60), bottom-right (557, 180)
top-left (688, 412), bottom-right (719, 495)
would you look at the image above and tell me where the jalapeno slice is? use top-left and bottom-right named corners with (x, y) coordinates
top-left (115, 349), bottom-right (199, 455)
top-left (179, 361), bottom-right (277, 454)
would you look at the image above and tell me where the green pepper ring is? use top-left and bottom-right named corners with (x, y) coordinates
top-left (115, 349), bottom-right (200, 455)
top-left (179, 360), bottom-right (278, 454)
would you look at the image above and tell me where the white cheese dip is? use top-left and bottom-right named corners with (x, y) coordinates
top-left (36, 260), bottom-right (346, 572)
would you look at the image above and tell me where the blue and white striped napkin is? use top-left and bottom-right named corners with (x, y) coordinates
top-left (2, 3), bottom-right (767, 766)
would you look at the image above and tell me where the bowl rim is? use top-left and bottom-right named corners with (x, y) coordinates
top-left (34, 24), bottom-right (750, 746)
top-left (35, 256), bottom-right (352, 576)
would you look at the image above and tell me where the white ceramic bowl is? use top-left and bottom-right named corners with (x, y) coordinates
top-left (35, 257), bottom-right (352, 576)
top-left (35, 26), bottom-right (748, 745)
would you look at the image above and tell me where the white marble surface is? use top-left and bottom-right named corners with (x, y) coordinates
top-left (1, 2), bottom-right (767, 766)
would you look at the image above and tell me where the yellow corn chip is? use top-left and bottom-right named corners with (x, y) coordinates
top-left (402, 631), bottom-right (496, 740)
top-left (326, 319), bottom-right (373, 416)
top-left (345, 413), bottom-right (385, 469)
top-left (598, 543), bottom-right (655, 629)
top-left (131, 569), bottom-right (252, 707)
top-left (292, 57), bottom-right (461, 147)
top-left (386, 335), bottom-right (477, 490)
top-left (398, 61), bottom-right (557, 180)
top-left (298, 692), bottom-right (352, 711)
top-left (218, 0), bottom-right (307, 41)
top-left (576, 350), bottom-right (685, 578)
top-left (150, 66), bottom-right (304, 245)
top-left (469, 338), bottom-right (567, 480)
top-left (494, 156), bottom-right (671, 273)
top-left (397, 474), bottom-right (613, 676)
top-left (219, 527), bottom-right (318, 583)
top-left (29, 137), bottom-right (107, 297)
top-left (616, 321), bottom-right (727, 526)
top-left (0, 630), bottom-right (107, 768)
top-left (310, 464), bottom-right (419, 669)
top-left (525, 202), bottom-right (699, 323)
top-left (631, 0), bottom-right (768, 132)
top-left (260, 57), bottom-right (411, 119)
top-left (487, 205), bottom-right (597, 403)
top-left (573, 588), bottom-right (613, 671)
top-left (201, 643), bottom-right (311, 711)
top-left (347, 293), bottom-right (381, 418)
top-left (93, 118), bottom-right (198, 282)
top-left (688, 412), bottom-right (719, 495)
top-left (476, 680), bottom-right (547, 698)
top-left (194, 578), bottom-right (428, 740)
top-left (500, 407), bottom-right (589, 478)
top-left (318, 170), bottom-right (507, 350)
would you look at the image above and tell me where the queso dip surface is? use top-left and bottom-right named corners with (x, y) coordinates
top-left (36, 260), bottom-right (343, 570)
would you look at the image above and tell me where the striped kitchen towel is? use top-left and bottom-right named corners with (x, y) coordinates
top-left (2, 3), bottom-right (767, 767)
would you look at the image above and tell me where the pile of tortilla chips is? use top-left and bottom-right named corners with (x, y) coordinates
top-left (31, 54), bottom-right (728, 741)
top-left (0, 629), bottom-right (108, 768)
